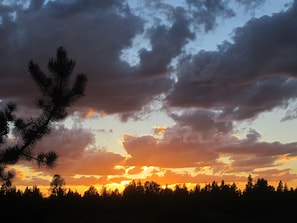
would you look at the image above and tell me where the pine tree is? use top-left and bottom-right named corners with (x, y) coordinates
top-left (49, 174), bottom-right (66, 197)
top-left (245, 174), bottom-right (253, 194)
top-left (277, 180), bottom-right (284, 193)
top-left (0, 47), bottom-right (87, 186)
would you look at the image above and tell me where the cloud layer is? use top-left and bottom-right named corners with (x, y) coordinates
top-left (1, 0), bottom-right (297, 191)
top-left (168, 2), bottom-right (297, 120)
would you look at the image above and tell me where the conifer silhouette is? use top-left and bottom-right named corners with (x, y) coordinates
top-left (0, 47), bottom-right (87, 187)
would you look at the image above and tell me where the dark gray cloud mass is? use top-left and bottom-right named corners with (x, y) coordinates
top-left (186, 0), bottom-right (235, 32)
top-left (0, 0), bottom-right (173, 116)
top-left (170, 109), bottom-right (233, 139)
top-left (0, 0), bottom-right (296, 122)
top-left (138, 6), bottom-right (195, 76)
top-left (167, 0), bottom-right (297, 120)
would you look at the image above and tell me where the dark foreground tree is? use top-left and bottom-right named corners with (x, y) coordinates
top-left (0, 47), bottom-right (87, 186)
top-left (49, 174), bottom-right (66, 197)
top-left (83, 185), bottom-right (100, 199)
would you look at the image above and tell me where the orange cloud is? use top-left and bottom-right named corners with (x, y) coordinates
top-left (9, 119), bottom-right (297, 195)
top-left (22, 125), bottom-right (126, 176)
top-left (85, 108), bottom-right (94, 118)
top-left (153, 126), bottom-right (167, 135)
top-left (123, 134), bottom-right (218, 168)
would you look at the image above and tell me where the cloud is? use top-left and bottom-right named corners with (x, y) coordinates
top-left (123, 134), bottom-right (218, 168)
top-left (0, 0), bottom-right (175, 118)
top-left (1, 0), bottom-right (296, 120)
top-left (186, 0), bottom-right (235, 32)
top-left (219, 128), bottom-right (297, 155)
top-left (138, 6), bottom-right (195, 75)
top-left (0, 0), bottom-right (170, 116)
top-left (252, 168), bottom-right (297, 182)
top-left (153, 126), bottom-right (167, 135)
top-left (122, 123), bottom-right (297, 174)
top-left (65, 175), bottom-right (108, 187)
top-left (2, 0), bottom-right (297, 190)
top-left (11, 122), bottom-right (297, 188)
top-left (33, 124), bottom-right (96, 158)
top-left (24, 124), bottom-right (126, 176)
top-left (234, 0), bottom-right (266, 11)
top-left (56, 149), bottom-right (125, 176)
top-left (13, 165), bottom-right (51, 186)
top-left (170, 109), bottom-right (233, 139)
top-left (218, 141), bottom-right (297, 172)
top-left (167, 2), bottom-right (297, 120)
top-left (145, 169), bottom-right (247, 186)
top-left (0, 0), bottom-right (269, 119)
top-left (145, 167), bottom-right (297, 187)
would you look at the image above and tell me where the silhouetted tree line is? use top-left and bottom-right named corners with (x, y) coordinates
top-left (1, 175), bottom-right (297, 222)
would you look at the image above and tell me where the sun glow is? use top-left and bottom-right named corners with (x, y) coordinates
top-left (153, 126), bottom-right (167, 135)
top-left (85, 108), bottom-right (94, 118)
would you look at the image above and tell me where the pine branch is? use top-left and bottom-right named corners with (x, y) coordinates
top-left (0, 46), bottom-right (87, 186)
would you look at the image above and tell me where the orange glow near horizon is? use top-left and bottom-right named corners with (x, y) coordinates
top-left (12, 165), bottom-right (297, 198)
top-left (85, 108), bottom-right (94, 118)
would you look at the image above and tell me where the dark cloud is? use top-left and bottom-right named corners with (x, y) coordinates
top-left (138, 6), bottom-right (195, 75)
top-left (2, 0), bottom-right (293, 121)
top-left (170, 109), bottom-right (233, 139)
top-left (1, 0), bottom-right (296, 121)
top-left (167, 2), bottom-right (297, 120)
top-left (186, 0), bottom-right (235, 32)
top-left (221, 138), bottom-right (297, 158)
top-left (0, 0), bottom-right (173, 117)
top-left (1, 0), bottom-right (275, 119)
top-left (33, 124), bottom-right (96, 158)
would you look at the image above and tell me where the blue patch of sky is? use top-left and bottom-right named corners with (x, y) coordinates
top-left (1, 0), bottom-right (31, 9)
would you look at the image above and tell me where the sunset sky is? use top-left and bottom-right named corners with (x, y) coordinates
top-left (1, 0), bottom-right (297, 195)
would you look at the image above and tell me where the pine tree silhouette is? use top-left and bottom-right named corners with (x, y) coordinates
top-left (0, 47), bottom-right (87, 187)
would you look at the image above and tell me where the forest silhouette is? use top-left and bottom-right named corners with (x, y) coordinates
top-left (1, 175), bottom-right (297, 222)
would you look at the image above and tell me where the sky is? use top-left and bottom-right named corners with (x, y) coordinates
top-left (1, 0), bottom-right (297, 195)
